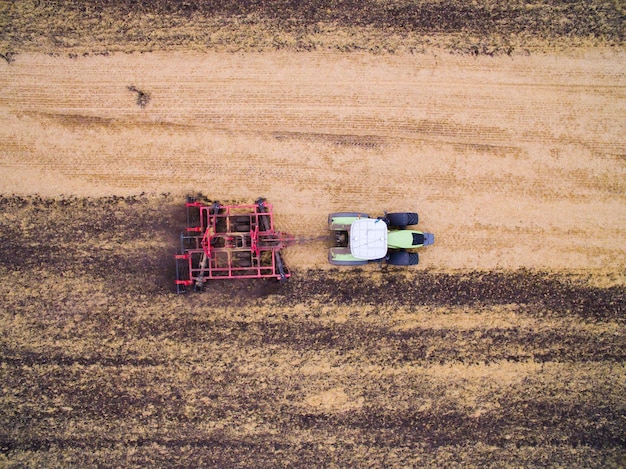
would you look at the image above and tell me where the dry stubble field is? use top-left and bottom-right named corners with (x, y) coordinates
top-left (1, 0), bottom-right (626, 467)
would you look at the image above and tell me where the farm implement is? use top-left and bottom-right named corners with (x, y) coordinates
top-left (175, 198), bottom-right (294, 293)
top-left (175, 197), bottom-right (435, 292)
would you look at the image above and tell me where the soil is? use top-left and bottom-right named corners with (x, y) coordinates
top-left (0, 20), bottom-right (625, 467)
top-left (1, 50), bottom-right (624, 274)
top-left (0, 195), bottom-right (624, 467)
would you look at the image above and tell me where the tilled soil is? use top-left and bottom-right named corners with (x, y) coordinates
top-left (0, 196), bottom-right (624, 467)
top-left (1, 5), bottom-right (624, 464)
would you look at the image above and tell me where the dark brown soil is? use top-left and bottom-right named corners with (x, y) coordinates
top-left (1, 196), bottom-right (624, 467)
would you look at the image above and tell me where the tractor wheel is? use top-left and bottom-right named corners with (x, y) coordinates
top-left (386, 212), bottom-right (418, 227)
top-left (387, 251), bottom-right (419, 266)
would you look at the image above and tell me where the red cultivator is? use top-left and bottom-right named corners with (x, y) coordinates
top-left (175, 198), bottom-right (294, 293)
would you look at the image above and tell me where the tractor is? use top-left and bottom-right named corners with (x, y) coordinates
top-left (175, 198), bottom-right (434, 292)
top-left (328, 212), bottom-right (434, 266)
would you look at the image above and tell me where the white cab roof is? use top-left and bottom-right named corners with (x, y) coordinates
top-left (350, 218), bottom-right (388, 260)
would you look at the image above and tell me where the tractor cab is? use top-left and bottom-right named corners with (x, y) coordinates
top-left (349, 218), bottom-right (388, 260)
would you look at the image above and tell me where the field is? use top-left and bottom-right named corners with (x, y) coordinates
top-left (0, 196), bottom-right (624, 467)
top-left (1, 0), bottom-right (626, 467)
top-left (1, 0), bottom-right (624, 54)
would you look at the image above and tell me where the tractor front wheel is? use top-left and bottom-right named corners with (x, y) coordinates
top-left (387, 251), bottom-right (419, 266)
top-left (386, 212), bottom-right (418, 227)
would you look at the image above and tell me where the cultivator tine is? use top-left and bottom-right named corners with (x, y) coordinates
top-left (195, 253), bottom-right (209, 290)
top-left (175, 255), bottom-right (189, 294)
top-left (256, 198), bottom-right (272, 232)
top-left (179, 233), bottom-right (186, 252)
top-left (175, 256), bottom-right (183, 294)
top-left (185, 198), bottom-right (202, 232)
top-left (210, 201), bottom-right (222, 215)
top-left (274, 251), bottom-right (288, 281)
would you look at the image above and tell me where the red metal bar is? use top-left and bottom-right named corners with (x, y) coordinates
top-left (175, 198), bottom-right (293, 291)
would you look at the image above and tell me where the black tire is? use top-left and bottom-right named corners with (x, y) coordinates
top-left (387, 251), bottom-right (419, 266)
top-left (386, 212), bottom-right (418, 227)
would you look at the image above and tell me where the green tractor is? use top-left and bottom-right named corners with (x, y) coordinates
top-left (328, 212), bottom-right (434, 266)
